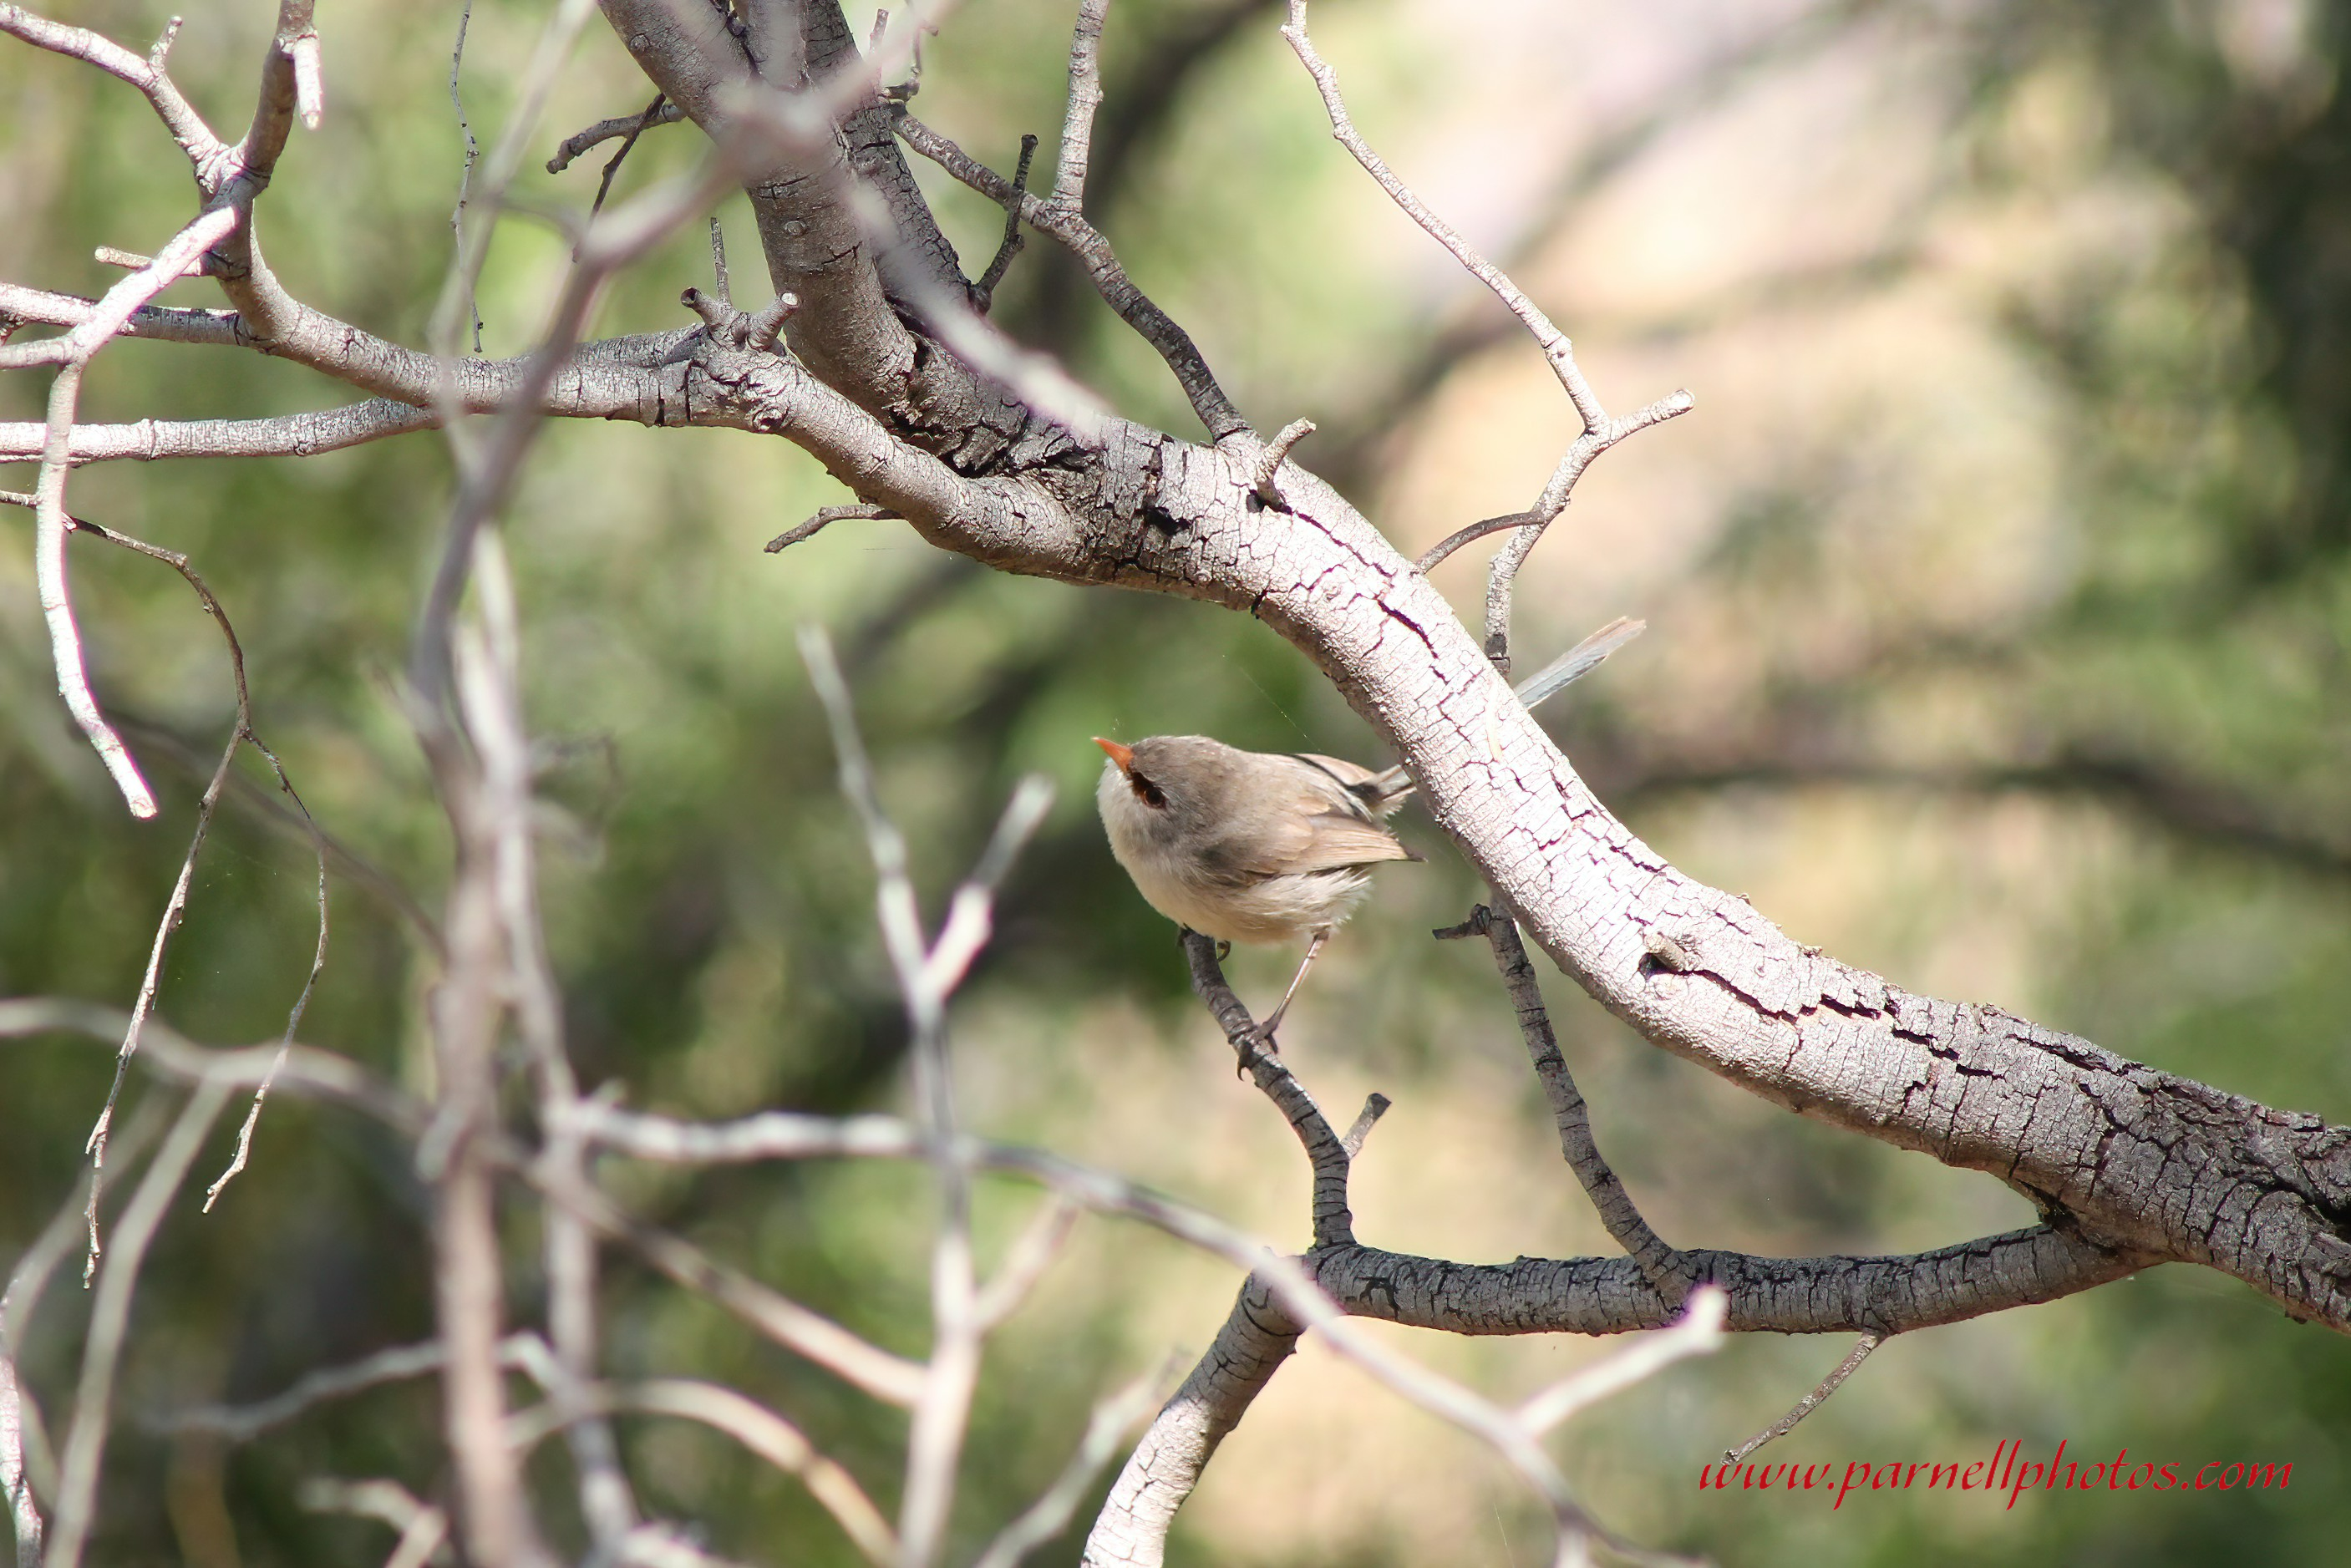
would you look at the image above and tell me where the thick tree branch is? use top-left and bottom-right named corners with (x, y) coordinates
top-left (597, 0), bottom-right (924, 414)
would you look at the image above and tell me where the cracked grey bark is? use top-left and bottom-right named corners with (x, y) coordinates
top-left (1081, 1279), bottom-right (1300, 1568)
top-left (668, 340), bottom-right (2351, 1330)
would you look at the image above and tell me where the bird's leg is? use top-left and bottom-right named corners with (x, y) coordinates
top-left (1252, 928), bottom-right (1330, 1046)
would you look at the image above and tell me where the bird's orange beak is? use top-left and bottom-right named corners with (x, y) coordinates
top-left (1093, 736), bottom-right (1134, 772)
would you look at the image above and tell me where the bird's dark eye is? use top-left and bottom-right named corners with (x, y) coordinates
top-left (1129, 771), bottom-right (1167, 809)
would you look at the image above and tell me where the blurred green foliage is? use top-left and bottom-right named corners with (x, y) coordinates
top-left (3, 1), bottom-right (2348, 1565)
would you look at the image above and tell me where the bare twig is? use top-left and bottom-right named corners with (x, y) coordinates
top-left (1081, 1280), bottom-right (1298, 1568)
top-left (1, 1098), bottom-right (170, 1560)
top-left (1435, 905), bottom-right (1681, 1293)
top-left (588, 94), bottom-right (672, 233)
top-left (894, 112), bottom-right (1244, 439)
top-left (1, 1351), bottom-right (38, 1568)
top-left (1338, 1093), bottom-right (1390, 1159)
top-left (530, 1161), bottom-right (928, 1406)
top-left (1182, 933), bottom-right (1359, 1249)
top-left (158, 1337), bottom-right (530, 1444)
top-left (0, 497), bottom-right (329, 1266)
top-left (1281, 0), bottom-right (1597, 427)
top-left (613, 1525), bottom-right (757, 1568)
top-left (284, 13), bottom-right (323, 129)
top-left (425, 0), bottom-right (601, 366)
top-left (0, 6), bottom-right (224, 170)
top-left (1414, 509), bottom-right (1537, 575)
top-left (0, 400), bottom-right (442, 464)
top-left (766, 502), bottom-right (897, 553)
top-left (800, 624), bottom-right (1056, 1568)
top-left (297, 1477), bottom-right (451, 1568)
top-left (44, 1078), bottom-right (234, 1568)
top-left (973, 133), bottom-right (1039, 310)
top-left (974, 1196), bottom-right (1081, 1332)
top-left (90, 244), bottom-right (208, 277)
top-left (1252, 417), bottom-right (1315, 507)
top-left (1282, 0), bottom-right (1691, 586)
top-left (14, 204), bottom-right (237, 830)
top-left (413, 153), bottom-right (743, 714)
top-left (1052, 0), bottom-right (1110, 209)
top-left (455, 530), bottom-right (638, 1549)
top-left (972, 1361), bottom-right (1172, 1568)
top-left (1723, 1332), bottom-right (1885, 1465)
top-left (548, 99), bottom-right (687, 172)
top-left (448, 1), bottom-right (484, 352)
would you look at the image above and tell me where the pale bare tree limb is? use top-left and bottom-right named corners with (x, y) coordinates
top-left (16, 206), bottom-right (239, 832)
top-left (507, 1379), bottom-right (896, 1567)
top-left (1518, 1288), bottom-right (1724, 1436)
top-left (297, 1478), bottom-right (453, 1568)
top-left (530, 1162), bottom-right (930, 1407)
top-left (974, 1196), bottom-right (1081, 1332)
top-left (801, 624), bottom-right (1054, 1568)
top-left (454, 530), bottom-right (639, 1550)
top-left (0, 401), bottom-right (439, 464)
top-left (43, 1078), bottom-right (233, 1568)
top-left (0, 1108), bottom-right (170, 1567)
top-left (0, 5), bottom-right (222, 170)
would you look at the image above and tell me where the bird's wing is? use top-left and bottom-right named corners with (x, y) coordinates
top-left (1289, 811), bottom-right (1421, 870)
top-left (1200, 759), bottom-right (1422, 880)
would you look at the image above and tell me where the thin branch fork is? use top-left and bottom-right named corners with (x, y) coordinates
top-left (0, 495), bottom-right (329, 1276)
top-left (548, 97), bottom-right (688, 172)
top-left (1275, 0), bottom-right (1694, 576)
top-left (505, 1378), bottom-right (896, 1567)
top-left (297, 1478), bottom-right (449, 1568)
top-left (799, 625), bottom-right (1055, 1568)
top-left (893, 112), bottom-right (1249, 440)
top-left (0, 5), bottom-right (222, 171)
top-left (1280, 0), bottom-right (1599, 429)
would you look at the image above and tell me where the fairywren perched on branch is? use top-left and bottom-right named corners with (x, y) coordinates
top-left (1094, 616), bottom-right (1643, 1040)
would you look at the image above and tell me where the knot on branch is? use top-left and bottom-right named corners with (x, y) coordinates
top-left (679, 287), bottom-right (798, 353)
top-left (1432, 905), bottom-right (1495, 941)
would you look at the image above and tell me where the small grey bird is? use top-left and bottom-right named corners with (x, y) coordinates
top-left (1095, 616), bottom-right (1642, 1040)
